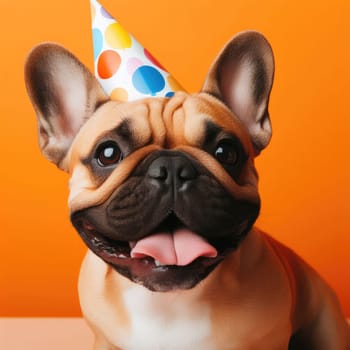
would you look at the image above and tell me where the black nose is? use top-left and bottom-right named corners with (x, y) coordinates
top-left (147, 155), bottom-right (198, 189)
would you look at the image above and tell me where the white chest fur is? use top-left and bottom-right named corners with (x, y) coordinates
top-left (120, 284), bottom-right (215, 350)
top-left (79, 235), bottom-right (293, 350)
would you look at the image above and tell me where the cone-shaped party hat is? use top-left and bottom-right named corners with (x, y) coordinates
top-left (90, 0), bottom-right (184, 101)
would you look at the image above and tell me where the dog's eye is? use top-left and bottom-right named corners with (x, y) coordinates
top-left (95, 142), bottom-right (122, 167)
top-left (215, 140), bottom-right (238, 166)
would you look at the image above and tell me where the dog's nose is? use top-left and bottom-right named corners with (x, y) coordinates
top-left (147, 155), bottom-right (198, 188)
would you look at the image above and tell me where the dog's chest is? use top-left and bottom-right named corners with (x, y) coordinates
top-left (120, 285), bottom-right (215, 350)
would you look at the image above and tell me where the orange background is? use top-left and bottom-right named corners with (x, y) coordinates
top-left (1, 0), bottom-right (349, 316)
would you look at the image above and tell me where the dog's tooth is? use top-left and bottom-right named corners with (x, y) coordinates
top-left (118, 254), bottom-right (127, 259)
top-left (129, 241), bottom-right (136, 249)
top-left (154, 260), bottom-right (164, 267)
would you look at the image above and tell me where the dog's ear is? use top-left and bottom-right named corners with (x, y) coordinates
top-left (202, 31), bottom-right (274, 155)
top-left (25, 43), bottom-right (108, 170)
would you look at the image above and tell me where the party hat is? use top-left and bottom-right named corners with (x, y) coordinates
top-left (90, 0), bottom-right (184, 101)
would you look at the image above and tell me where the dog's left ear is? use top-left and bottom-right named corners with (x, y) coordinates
top-left (202, 31), bottom-right (274, 155)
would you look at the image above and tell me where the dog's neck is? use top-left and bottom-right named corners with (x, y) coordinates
top-left (79, 227), bottom-right (295, 349)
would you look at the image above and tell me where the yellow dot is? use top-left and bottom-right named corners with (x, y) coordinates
top-left (110, 88), bottom-right (129, 102)
top-left (105, 23), bottom-right (132, 49)
top-left (167, 75), bottom-right (185, 92)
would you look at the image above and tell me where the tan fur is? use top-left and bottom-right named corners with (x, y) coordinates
top-left (69, 93), bottom-right (349, 349)
top-left (68, 93), bottom-right (258, 213)
top-left (24, 33), bottom-right (350, 349)
top-left (79, 228), bottom-right (350, 349)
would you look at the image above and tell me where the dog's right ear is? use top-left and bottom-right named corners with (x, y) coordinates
top-left (25, 43), bottom-right (108, 171)
top-left (202, 31), bottom-right (274, 155)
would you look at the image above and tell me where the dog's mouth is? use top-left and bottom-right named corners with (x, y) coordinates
top-left (72, 212), bottom-right (250, 291)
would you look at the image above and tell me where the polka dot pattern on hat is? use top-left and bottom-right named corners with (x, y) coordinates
top-left (91, 0), bottom-right (184, 101)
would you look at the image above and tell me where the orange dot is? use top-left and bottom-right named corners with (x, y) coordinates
top-left (97, 50), bottom-right (121, 79)
top-left (110, 88), bottom-right (129, 102)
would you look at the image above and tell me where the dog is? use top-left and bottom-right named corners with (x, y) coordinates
top-left (25, 31), bottom-right (350, 349)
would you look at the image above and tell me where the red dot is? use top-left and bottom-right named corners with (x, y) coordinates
top-left (97, 50), bottom-right (121, 79)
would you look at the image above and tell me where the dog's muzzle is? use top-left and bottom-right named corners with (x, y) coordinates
top-left (71, 151), bottom-right (260, 291)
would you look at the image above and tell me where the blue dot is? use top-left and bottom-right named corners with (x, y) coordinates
top-left (132, 66), bottom-right (165, 96)
top-left (92, 28), bottom-right (103, 59)
top-left (165, 91), bottom-right (174, 98)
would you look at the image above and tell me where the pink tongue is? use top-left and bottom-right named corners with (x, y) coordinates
top-left (130, 229), bottom-right (217, 266)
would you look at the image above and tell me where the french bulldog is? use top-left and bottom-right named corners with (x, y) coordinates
top-left (25, 31), bottom-right (350, 349)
